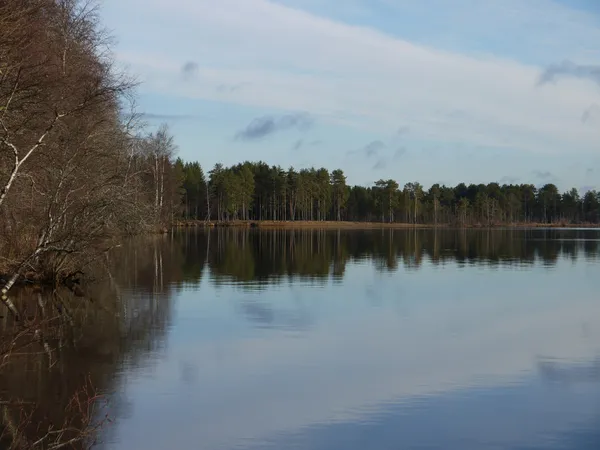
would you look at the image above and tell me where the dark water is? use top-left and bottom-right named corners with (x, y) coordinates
top-left (3, 228), bottom-right (600, 450)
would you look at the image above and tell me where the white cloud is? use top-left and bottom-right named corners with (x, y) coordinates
top-left (107, 0), bottom-right (600, 156)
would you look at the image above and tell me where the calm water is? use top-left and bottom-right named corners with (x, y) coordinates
top-left (4, 228), bottom-right (600, 450)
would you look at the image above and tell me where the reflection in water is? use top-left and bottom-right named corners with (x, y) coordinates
top-left (0, 236), bottom-right (176, 449)
top-left (538, 357), bottom-right (600, 383)
top-left (2, 229), bottom-right (600, 450)
top-left (202, 228), bottom-right (600, 285)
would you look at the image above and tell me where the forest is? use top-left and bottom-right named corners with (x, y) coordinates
top-left (175, 160), bottom-right (600, 226)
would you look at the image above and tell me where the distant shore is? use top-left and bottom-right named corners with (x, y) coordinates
top-left (172, 220), bottom-right (600, 230)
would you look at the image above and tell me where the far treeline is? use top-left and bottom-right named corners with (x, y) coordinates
top-left (175, 160), bottom-right (600, 226)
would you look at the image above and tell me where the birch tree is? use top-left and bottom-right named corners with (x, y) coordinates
top-left (140, 124), bottom-right (177, 225)
top-left (0, 0), bottom-right (143, 309)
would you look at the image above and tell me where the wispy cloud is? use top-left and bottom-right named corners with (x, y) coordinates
top-left (235, 112), bottom-right (313, 141)
top-left (444, 109), bottom-right (469, 120)
top-left (141, 112), bottom-right (195, 121)
top-left (532, 170), bottom-right (557, 183)
top-left (216, 83), bottom-right (247, 93)
top-left (582, 104), bottom-right (600, 124)
top-left (397, 126), bottom-right (410, 136)
top-left (361, 140), bottom-right (386, 158)
top-left (291, 139), bottom-right (304, 151)
top-left (538, 61), bottom-right (600, 86)
top-left (373, 158), bottom-right (388, 170)
top-left (181, 61), bottom-right (198, 80)
top-left (393, 146), bottom-right (407, 161)
top-left (499, 175), bottom-right (520, 184)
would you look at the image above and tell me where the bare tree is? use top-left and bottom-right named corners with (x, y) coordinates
top-left (0, 0), bottom-right (150, 307)
top-left (139, 124), bottom-right (178, 226)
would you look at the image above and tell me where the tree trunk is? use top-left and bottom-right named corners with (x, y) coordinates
top-left (0, 154), bottom-right (19, 211)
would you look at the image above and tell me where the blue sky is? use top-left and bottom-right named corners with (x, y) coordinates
top-left (102, 0), bottom-right (600, 191)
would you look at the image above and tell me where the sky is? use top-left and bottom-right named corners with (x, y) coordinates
top-left (101, 0), bottom-right (600, 191)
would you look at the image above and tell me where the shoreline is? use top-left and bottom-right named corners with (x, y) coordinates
top-left (172, 220), bottom-right (600, 230)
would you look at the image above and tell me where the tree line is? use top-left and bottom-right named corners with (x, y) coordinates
top-left (174, 160), bottom-right (600, 226)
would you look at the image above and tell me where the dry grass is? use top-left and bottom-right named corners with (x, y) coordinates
top-left (253, 221), bottom-right (435, 229)
top-left (174, 220), bottom-right (435, 229)
top-left (174, 220), bottom-right (600, 230)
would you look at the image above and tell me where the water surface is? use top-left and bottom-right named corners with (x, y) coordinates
top-left (7, 229), bottom-right (600, 450)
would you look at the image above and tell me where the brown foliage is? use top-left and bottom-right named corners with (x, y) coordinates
top-left (0, 0), bottom-right (160, 289)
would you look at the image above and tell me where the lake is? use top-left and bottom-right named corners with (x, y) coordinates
top-left (3, 228), bottom-right (600, 450)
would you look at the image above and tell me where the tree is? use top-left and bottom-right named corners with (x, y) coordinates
top-left (404, 182), bottom-right (423, 223)
top-left (561, 188), bottom-right (580, 223)
top-left (583, 190), bottom-right (600, 222)
top-left (521, 184), bottom-right (537, 222)
top-left (0, 0), bottom-right (132, 211)
top-left (182, 161), bottom-right (206, 219)
top-left (287, 167), bottom-right (299, 220)
top-left (316, 168), bottom-right (331, 221)
top-left (429, 184), bottom-right (441, 224)
top-left (538, 183), bottom-right (560, 223)
top-left (331, 169), bottom-right (349, 221)
top-left (374, 180), bottom-right (399, 223)
top-left (238, 163), bottom-right (255, 220)
top-left (209, 163), bottom-right (226, 221)
top-left (140, 124), bottom-right (178, 224)
top-left (0, 0), bottom-right (154, 300)
top-left (458, 197), bottom-right (470, 225)
top-left (475, 191), bottom-right (490, 225)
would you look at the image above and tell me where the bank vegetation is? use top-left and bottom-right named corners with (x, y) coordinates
top-left (0, 0), bottom-right (181, 300)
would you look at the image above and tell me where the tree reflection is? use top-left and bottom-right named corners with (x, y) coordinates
top-left (194, 228), bottom-right (600, 286)
top-left (538, 357), bottom-right (600, 383)
top-left (0, 236), bottom-right (178, 449)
